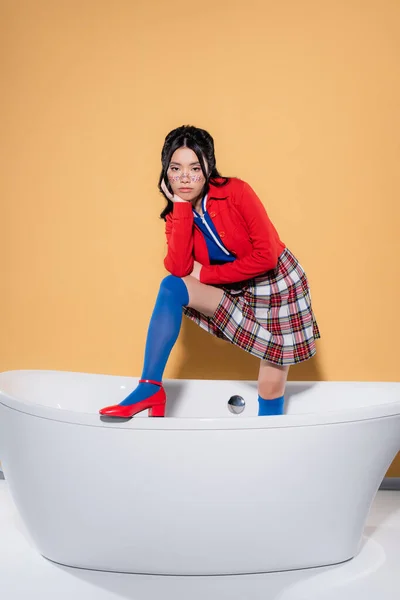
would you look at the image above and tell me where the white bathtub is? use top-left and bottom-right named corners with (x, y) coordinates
top-left (0, 370), bottom-right (399, 576)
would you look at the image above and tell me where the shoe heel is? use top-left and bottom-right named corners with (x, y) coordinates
top-left (149, 403), bottom-right (165, 417)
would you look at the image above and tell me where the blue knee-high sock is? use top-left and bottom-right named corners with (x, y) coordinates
top-left (258, 395), bottom-right (285, 416)
top-left (119, 276), bottom-right (189, 406)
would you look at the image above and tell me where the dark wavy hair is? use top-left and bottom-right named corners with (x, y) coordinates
top-left (158, 125), bottom-right (229, 220)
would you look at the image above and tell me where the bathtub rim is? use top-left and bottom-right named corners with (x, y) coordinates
top-left (0, 370), bottom-right (400, 431)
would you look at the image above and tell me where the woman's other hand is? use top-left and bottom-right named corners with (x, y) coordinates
top-left (190, 261), bottom-right (202, 280)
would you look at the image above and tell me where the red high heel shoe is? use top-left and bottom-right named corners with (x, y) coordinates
top-left (99, 379), bottom-right (166, 418)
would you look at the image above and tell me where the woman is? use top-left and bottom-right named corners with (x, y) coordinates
top-left (99, 125), bottom-right (320, 418)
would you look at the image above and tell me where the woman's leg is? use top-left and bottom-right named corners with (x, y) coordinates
top-left (104, 275), bottom-right (223, 409)
top-left (136, 274), bottom-right (223, 394)
top-left (183, 275), bottom-right (224, 316)
top-left (257, 360), bottom-right (290, 415)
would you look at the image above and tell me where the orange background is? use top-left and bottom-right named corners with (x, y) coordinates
top-left (1, 1), bottom-right (399, 474)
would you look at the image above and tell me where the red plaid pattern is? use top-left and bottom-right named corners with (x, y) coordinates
top-left (183, 248), bottom-right (321, 365)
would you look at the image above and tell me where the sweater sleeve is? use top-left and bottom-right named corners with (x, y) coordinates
top-left (164, 202), bottom-right (194, 277)
top-left (199, 181), bottom-right (283, 285)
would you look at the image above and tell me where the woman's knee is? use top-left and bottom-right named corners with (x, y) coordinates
top-left (160, 274), bottom-right (183, 292)
top-left (159, 275), bottom-right (189, 305)
top-left (258, 362), bottom-right (289, 398)
top-left (258, 380), bottom-right (286, 398)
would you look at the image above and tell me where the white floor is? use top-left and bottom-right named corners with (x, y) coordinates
top-left (0, 475), bottom-right (399, 600)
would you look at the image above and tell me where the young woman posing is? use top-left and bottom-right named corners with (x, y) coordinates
top-left (100, 126), bottom-right (320, 418)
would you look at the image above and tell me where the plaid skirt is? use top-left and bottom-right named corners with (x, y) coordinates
top-left (183, 247), bottom-right (321, 366)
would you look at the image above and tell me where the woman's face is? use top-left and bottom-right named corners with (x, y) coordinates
top-left (167, 147), bottom-right (207, 202)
